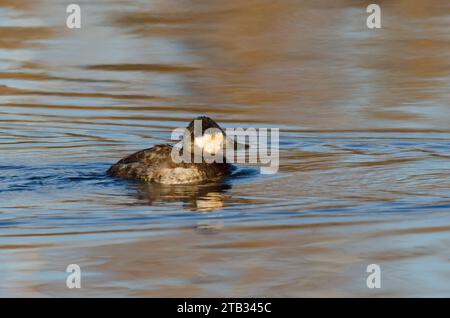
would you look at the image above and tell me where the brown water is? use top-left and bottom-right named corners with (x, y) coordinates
top-left (1, 0), bottom-right (450, 297)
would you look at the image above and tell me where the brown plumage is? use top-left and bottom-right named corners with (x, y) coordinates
top-left (107, 117), bottom-right (233, 184)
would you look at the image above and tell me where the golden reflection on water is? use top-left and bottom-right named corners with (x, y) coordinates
top-left (134, 182), bottom-right (231, 212)
top-left (0, 0), bottom-right (450, 297)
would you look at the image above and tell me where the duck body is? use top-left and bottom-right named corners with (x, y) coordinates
top-left (107, 116), bottom-right (243, 184)
top-left (107, 144), bottom-right (232, 184)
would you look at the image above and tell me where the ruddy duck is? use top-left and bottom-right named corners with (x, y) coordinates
top-left (107, 116), bottom-right (243, 184)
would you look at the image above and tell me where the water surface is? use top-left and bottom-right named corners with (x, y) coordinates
top-left (1, 0), bottom-right (450, 297)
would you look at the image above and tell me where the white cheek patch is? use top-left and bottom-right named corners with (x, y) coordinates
top-left (194, 134), bottom-right (209, 149)
top-left (195, 133), bottom-right (224, 154)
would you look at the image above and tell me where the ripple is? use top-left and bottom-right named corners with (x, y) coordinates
top-left (1, 0), bottom-right (450, 297)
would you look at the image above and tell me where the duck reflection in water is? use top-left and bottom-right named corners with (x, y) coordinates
top-left (133, 180), bottom-right (232, 212)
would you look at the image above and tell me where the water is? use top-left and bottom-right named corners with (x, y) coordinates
top-left (1, 0), bottom-right (450, 297)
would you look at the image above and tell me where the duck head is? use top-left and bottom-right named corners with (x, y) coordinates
top-left (181, 116), bottom-right (248, 159)
top-left (185, 116), bottom-right (226, 156)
